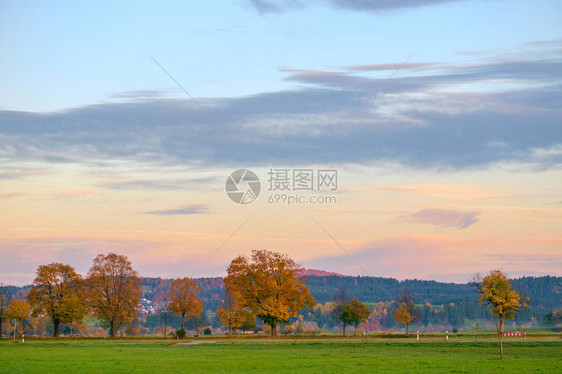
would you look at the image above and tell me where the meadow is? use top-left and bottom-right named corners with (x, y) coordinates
top-left (1, 336), bottom-right (561, 373)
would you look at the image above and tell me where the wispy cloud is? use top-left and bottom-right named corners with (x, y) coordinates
top-left (144, 204), bottom-right (210, 215)
top-left (248, 0), bottom-right (469, 14)
top-left (410, 208), bottom-right (480, 229)
top-left (55, 189), bottom-right (96, 198)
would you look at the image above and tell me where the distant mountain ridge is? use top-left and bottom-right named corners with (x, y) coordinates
top-left (300, 268), bottom-right (346, 277)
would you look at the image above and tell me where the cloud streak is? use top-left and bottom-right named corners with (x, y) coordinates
top-left (248, 0), bottom-right (469, 14)
top-left (410, 208), bottom-right (480, 229)
top-left (144, 204), bottom-right (210, 215)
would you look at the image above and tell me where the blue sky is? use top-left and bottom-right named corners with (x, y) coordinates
top-left (2, 0), bottom-right (561, 112)
top-left (1, 0), bottom-right (561, 285)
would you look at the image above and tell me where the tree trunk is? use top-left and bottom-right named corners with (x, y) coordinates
top-left (342, 323), bottom-right (346, 336)
top-left (496, 317), bottom-right (504, 360)
top-left (53, 318), bottom-right (60, 337)
top-left (354, 324), bottom-right (358, 336)
top-left (228, 323), bottom-right (232, 336)
top-left (120, 323), bottom-right (124, 338)
top-left (499, 335), bottom-right (504, 360)
top-left (406, 322), bottom-right (409, 335)
top-left (163, 321), bottom-right (167, 338)
top-left (110, 320), bottom-right (116, 337)
top-left (1, 320), bottom-right (3, 338)
top-left (181, 313), bottom-right (185, 330)
top-left (270, 323), bottom-right (277, 336)
top-left (499, 315), bottom-right (505, 334)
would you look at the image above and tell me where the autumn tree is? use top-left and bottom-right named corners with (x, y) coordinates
top-left (167, 277), bottom-right (203, 331)
top-left (331, 286), bottom-right (350, 335)
top-left (5, 299), bottom-right (31, 338)
top-left (341, 299), bottom-right (370, 336)
top-left (239, 309), bottom-right (257, 333)
top-left (472, 270), bottom-right (526, 359)
top-left (0, 285), bottom-right (8, 338)
top-left (217, 293), bottom-right (246, 335)
top-left (84, 253), bottom-right (142, 337)
top-left (393, 303), bottom-right (413, 334)
top-left (224, 250), bottom-right (315, 336)
top-left (393, 289), bottom-right (418, 334)
top-left (27, 263), bottom-right (85, 337)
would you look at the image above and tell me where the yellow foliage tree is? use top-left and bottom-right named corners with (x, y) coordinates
top-left (27, 263), bottom-right (85, 337)
top-left (216, 293), bottom-right (246, 336)
top-left (393, 302), bottom-right (413, 334)
top-left (5, 299), bottom-right (31, 338)
top-left (167, 277), bottom-right (203, 331)
top-left (473, 270), bottom-right (527, 359)
top-left (224, 250), bottom-right (315, 336)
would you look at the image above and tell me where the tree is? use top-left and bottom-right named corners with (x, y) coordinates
top-left (84, 253), bottom-right (142, 337)
top-left (27, 263), bottom-right (85, 337)
top-left (331, 286), bottom-right (349, 335)
top-left (167, 277), bottom-right (203, 331)
top-left (217, 293), bottom-right (246, 335)
top-left (158, 300), bottom-right (174, 338)
top-left (393, 303), bottom-right (413, 334)
top-left (472, 270), bottom-right (526, 359)
top-left (239, 309), bottom-right (257, 333)
top-left (340, 299), bottom-right (370, 336)
top-left (224, 250), bottom-right (315, 336)
top-left (0, 285), bottom-right (8, 338)
top-left (393, 289), bottom-right (418, 334)
top-left (5, 299), bottom-right (31, 338)
top-left (62, 293), bottom-right (88, 336)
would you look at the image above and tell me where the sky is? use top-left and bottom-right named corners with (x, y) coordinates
top-left (1, 0), bottom-right (561, 285)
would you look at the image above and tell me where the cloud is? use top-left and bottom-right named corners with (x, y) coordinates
top-left (109, 90), bottom-right (172, 100)
top-left (0, 192), bottom-right (22, 199)
top-left (410, 209), bottom-right (480, 229)
top-left (0, 51), bottom-right (560, 170)
top-left (339, 62), bottom-right (441, 71)
top-left (249, 0), bottom-right (305, 14)
top-left (55, 189), bottom-right (96, 198)
top-left (248, 0), bottom-right (467, 14)
top-left (101, 177), bottom-right (219, 191)
top-left (144, 204), bottom-right (210, 215)
top-left (0, 167), bottom-right (52, 180)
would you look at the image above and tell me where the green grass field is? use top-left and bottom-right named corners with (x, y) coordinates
top-left (1, 337), bottom-right (561, 373)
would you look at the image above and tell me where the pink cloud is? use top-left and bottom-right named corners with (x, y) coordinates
top-left (411, 209), bottom-right (480, 229)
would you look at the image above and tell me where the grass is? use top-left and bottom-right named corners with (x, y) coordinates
top-left (0, 337), bottom-right (561, 373)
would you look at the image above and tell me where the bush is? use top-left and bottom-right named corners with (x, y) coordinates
top-left (452, 327), bottom-right (458, 333)
top-left (175, 328), bottom-right (186, 339)
top-left (203, 327), bottom-right (212, 335)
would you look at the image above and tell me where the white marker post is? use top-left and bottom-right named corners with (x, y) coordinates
top-left (446, 331), bottom-right (449, 341)
top-left (416, 331), bottom-right (419, 341)
top-left (12, 320), bottom-right (17, 343)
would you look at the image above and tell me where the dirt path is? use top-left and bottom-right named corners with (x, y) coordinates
top-left (174, 341), bottom-right (219, 347)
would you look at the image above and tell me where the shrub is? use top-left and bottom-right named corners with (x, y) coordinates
top-left (203, 327), bottom-right (212, 335)
top-left (176, 328), bottom-right (186, 339)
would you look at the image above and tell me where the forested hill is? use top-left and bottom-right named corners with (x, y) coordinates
top-left (139, 275), bottom-right (562, 313)
top-left (4, 274), bottom-right (561, 313)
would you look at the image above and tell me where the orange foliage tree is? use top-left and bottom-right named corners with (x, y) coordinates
top-left (224, 250), bottom-right (315, 336)
top-left (84, 253), bottom-right (141, 337)
top-left (167, 277), bottom-right (203, 331)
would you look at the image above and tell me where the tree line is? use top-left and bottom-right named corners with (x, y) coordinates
top-left (0, 250), bottom-right (552, 342)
